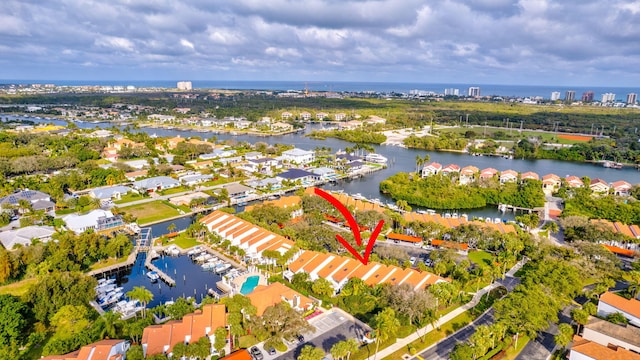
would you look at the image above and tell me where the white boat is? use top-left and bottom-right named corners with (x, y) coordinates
top-left (187, 246), bottom-right (202, 256)
top-left (147, 271), bottom-right (160, 282)
top-left (164, 245), bottom-right (180, 256)
top-left (461, 214), bottom-right (469, 221)
top-left (214, 263), bottom-right (232, 274)
top-left (444, 213), bottom-right (452, 219)
top-left (417, 210), bottom-right (427, 214)
top-left (364, 153), bottom-right (388, 164)
top-left (352, 193), bottom-right (364, 200)
top-left (494, 218), bottom-right (502, 224)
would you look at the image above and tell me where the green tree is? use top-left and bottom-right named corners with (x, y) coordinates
top-left (250, 302), bottom-right (314, 350)
top-left (372, 308), bottom-right (400, 360)
top-left (298, 345), bottom-right (325, 360)
top-left (311, 278), bottom-right (334, 297)
top-left (165, 297), bottom-right (195, 320)
top-left (571, 308), bottom-right (589, 334)
top-left (214, 326), bottom-right (227, 355)
top-left (0, 294), bottom-right (31, 350)
top-left (126, 345), bottom-right (145, 360)
top-left (554, 323), bottom-right (574, 349)
top-left (127, 286), bottom-right (154, 318)
top-left (98, 310), bottom-right (121, 339)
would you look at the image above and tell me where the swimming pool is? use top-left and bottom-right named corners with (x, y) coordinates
top-left (239, 275), bottom-right (260, 295)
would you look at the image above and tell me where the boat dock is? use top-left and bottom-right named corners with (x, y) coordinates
top-left (144, 250), bottom-right (176, 286)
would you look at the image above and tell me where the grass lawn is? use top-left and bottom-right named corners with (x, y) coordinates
top-left (382, 311), bottom-right (474, 360)
top-left (502, 335), bottom-right (530, 360)
top-left (238, 335), bottom-right (258, 348)
top-left (172, 235), bottom-right (199, 249)
top-left (121, 201), bottom-right (181, 224)
top-left (159, 186), bottom-right (191, 196)
top-left (0, 277), bottom-right (37, 297)
top-left (114, 192), bottom-right (144, 204)
top-left (89, 256), bottom-right (130, 271)
top-left (468, 250), bottom-right (494, 266)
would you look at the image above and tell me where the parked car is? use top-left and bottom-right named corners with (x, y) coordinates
top-left (297, 334), bottom-right (305, 343)
top-left (265, 346), bottom-right (276, 356)
top-left (250, 346), bottom-right (263, 360)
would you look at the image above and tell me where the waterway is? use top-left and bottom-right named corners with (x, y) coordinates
top-left (111, 253), bottom-right (223, 308)
top-left (8, 114), bottom-right (640, 219)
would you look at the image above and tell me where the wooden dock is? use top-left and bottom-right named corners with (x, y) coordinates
top-left (144, 251), bottom-right (176, 286)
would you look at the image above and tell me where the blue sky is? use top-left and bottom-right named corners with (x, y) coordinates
top-left (2, 0), bottom-right (640, 86)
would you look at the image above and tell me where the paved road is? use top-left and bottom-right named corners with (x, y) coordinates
top-left (415, 269), bottom-right (522, 360)
top-left (269, 310), bottom-right (370, 360)
top-left (419, 309), bottom-right (495, 360)
top-left (515, 305), bottom-right (575, 360)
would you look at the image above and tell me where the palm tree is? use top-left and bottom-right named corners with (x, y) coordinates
top-left (627, 271), bottom-right (640, 298)
top-left (372, 308), bottom-right (400, 360)
top-left (167, 223), bottom-right (177, 234)
top-left (99, 310), bottom-right (121, 339)
top-left (127, 286), bottom-right (154, 318)
top-left (343, 338), bottom-right (359, 360)
top-left (415, 154), bottom-right (424, 173)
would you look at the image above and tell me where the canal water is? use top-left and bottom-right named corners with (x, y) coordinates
top-left (11, 114), bottom-right (640, 219)
top-left (111, 253), bottom-right (223, 308)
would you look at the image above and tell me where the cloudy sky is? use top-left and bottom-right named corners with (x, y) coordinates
top-left (2, 0), bottom-right (640, 86)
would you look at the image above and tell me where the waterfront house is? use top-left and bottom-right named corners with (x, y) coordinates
top-left (335, 113), bottom-right (347, 121)
top-left (89, 185), bottom-right (134, 201)
top-left (281, 111), bottom-right (293, 120)
top-left (299, 111), bottom-right (312, 121)
top-left (41, 339), bottom-right (130, 360)
top-left (597, 291), bottom-right (640, 327)
top-left (316, 112), bottom-right (329, 120)
top-left (141, 304), bottom-right (226, 358)
top-left (0, 189), bottom-right (55, 214)
top-left (590, 178), bottom-right (610, 194)
top-left (611, 180), bottom-right (632, 196)
top-left (166, 136), bottom-right (186, 150)
top-left (244, 158), bottom-right (281, 174)
top-left (281, 148), bottom-right (315, 165)
top-left (0, 225), bottom-right (56, 250)
top-left (441, 164), bottom-right (461, 176)
top-left (459, 166), bottom-right (479, 185)
top-left (421, 162), bottom-right (443, 177)
top-left (565, 175), bottom-right (584, 188)
top-left (222, 183), bottom-right (256, 199)
top-left (63, 210), bottom-right (124, 234)
top-left (520, 171), bottom-right (539, 181)
top-left (247, 282), bottom-right (314, 316)
top-left (270, 121), bottom-right (293, 132)
top-left (499, 169), bottom-right (519, 183)
top-left (245, 178), bottom-right (283, 191)
top-left (542, 174), bottom-right (561, 194)
top-left (479, 168), bottom-right (498, 180)
top-left (364, 115), bottom-right (387, 125)
top-left (310, 167), bottom-right (338, 181)
top-left (234, 120), bottom-right (252, 129)
top-left (169, 192), bottom-right (214, 207)
top-left (132, 176), bottom-right (180, 193)
top-left (277, 168), bottom-right (319, 185)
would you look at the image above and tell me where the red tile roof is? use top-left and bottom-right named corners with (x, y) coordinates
top-left (599, 292), bottom-right (640, 319)
top-left (571, 335), bottom-right (640, 360)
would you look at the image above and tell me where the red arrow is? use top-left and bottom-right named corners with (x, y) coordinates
top-left (314, 188), bottom-right (384, 265)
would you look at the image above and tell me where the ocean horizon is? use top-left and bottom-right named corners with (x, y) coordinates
top-left (1, 79), bottom-right (639, 100)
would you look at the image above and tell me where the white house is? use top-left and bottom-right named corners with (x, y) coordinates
top-left (597, 291), bottom-right (640, 328)
top-left (132, 176), bottom-right (180, 193)
top-left (499, 170), bottom-right (519, 184)
top-left (281, 148), bottom-right (315, 165)
top-left (0, 225), bottom-right (56, 249)
top-left (421, 162), bottom-right (442, 177)
top-left (89, 185), bottom-right (134, 201)
top-left (310, 167), bottom-right (338, 180)
top-left (63, 210), bottom-right (125, 234)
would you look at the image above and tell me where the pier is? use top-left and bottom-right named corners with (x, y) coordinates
top-left (144, 250), bottom-right (176, 286)
top-left (498, 203), bottom-right (541, 214)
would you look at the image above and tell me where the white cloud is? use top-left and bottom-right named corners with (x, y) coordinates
top-left (94, 36), bottom-right (135, 52)
top-left (180, 38), bottom-right (195, 50)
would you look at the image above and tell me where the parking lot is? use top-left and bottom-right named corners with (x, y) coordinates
top-left (258, 309), bottom-right (370, 360)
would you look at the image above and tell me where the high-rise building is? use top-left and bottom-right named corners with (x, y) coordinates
top-left (551, 92), bottom-right (561, 101)
top-left (444, 88), bottom-right (460, 96)
top-left (177, 81), bottom-right (192, 90)
top-left (581, 91), bottom-right (594, 102)
top-left (601, 93), bottom-right (616, 103)
top-left (565, 90), bottom-right (575, 102)
top-left (626, 93), bottom-right (637, 105)
top-left (468, 87), bottom-right (481, 97)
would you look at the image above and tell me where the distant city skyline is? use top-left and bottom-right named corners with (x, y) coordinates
top-left (2, 1), bottom-right (640, 86)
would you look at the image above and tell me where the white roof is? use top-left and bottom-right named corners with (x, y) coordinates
top-left (282, 148), bottom-right (313, 156)
top-left (63, 210), bottom-right (114, 234)
top-left (132, 176), bottom-right (179, 190)
top-left (0, 225), bottom-right (56, 249)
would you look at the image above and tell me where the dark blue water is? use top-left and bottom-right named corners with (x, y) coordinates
top-left (116, 253), bottom-right (223, 308)
top-left (2, 80), bottom-right (639, 100)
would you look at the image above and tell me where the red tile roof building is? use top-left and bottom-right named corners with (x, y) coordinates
top-left (141, 304), bottom-right (226, 358)
top-left (41, 340), bottom-right (129, 360)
